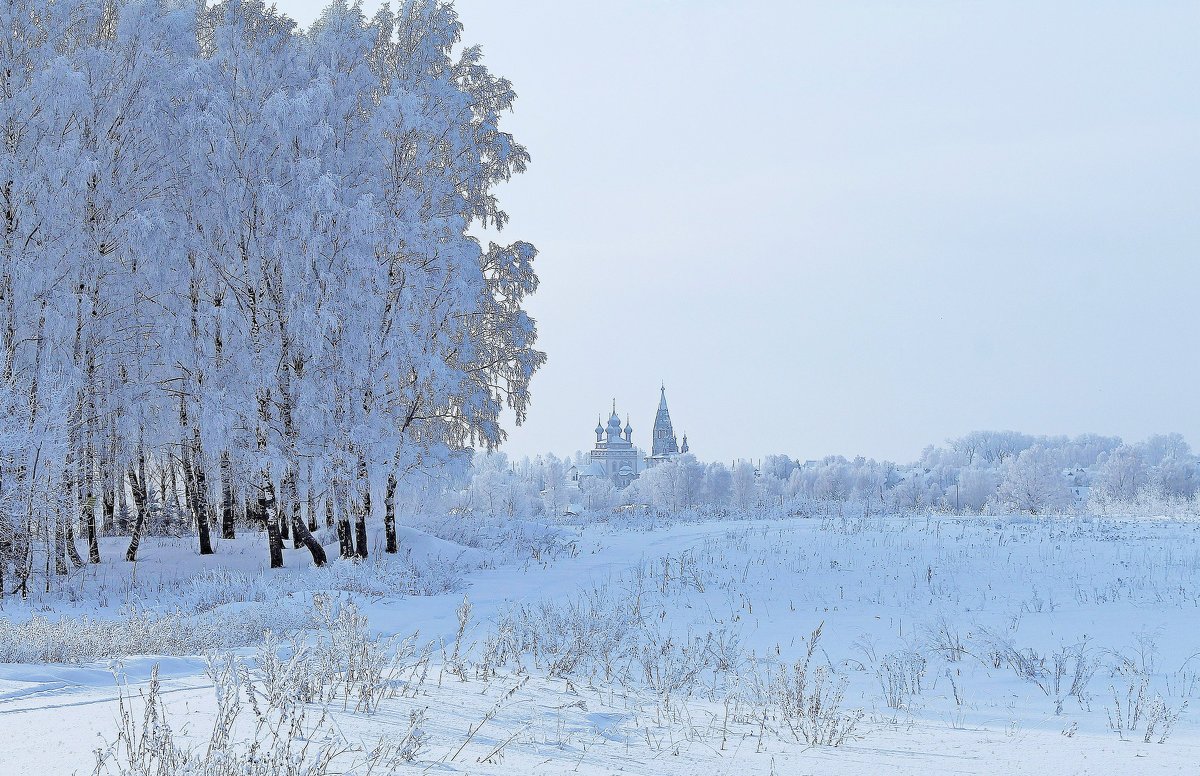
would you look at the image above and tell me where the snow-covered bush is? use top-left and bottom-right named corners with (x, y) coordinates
top-left (952, 467), bottom-right (1002, 513)
top-left (975, 627), bottom-right (1053, 692)
top-left (760, 623), bottom-right (863, 746)
top-left (253, 596), bottom-right (424, 715)
top-left (92, 644), bottom-right (426, 776)
top-left (578, 475), bottom-right (619, 512)
top-left (463, 452), bottom-right (540, 519)
top-left (482, 582), bottom-right (640, 681)
top-left (1094, 445), bottom-right (1148, 502)
top-left (629, 454), bottom-right (707, 513)
top-left (994, 445), bottom-right (1074, 514)
top-left (920, 616), bottom-right (968, 662)
top-left (1046, 640), bottom-right (1098, 713)
top-left (316, 549), bottom-right (470, 598)
top-left (170, 568), bottom-right (278, 612)
top-left (877, 649), bottom-right (927, 709)
top-left (636, 631), bottom-right (713, 710)
top-left (0, 602), bottom-right (313, 664)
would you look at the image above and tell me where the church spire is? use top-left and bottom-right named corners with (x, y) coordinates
top-left (651, 386), bottom-right (679, 457)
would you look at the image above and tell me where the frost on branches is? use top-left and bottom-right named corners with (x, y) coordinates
top-left (0, 0), bottom-right (542, 591)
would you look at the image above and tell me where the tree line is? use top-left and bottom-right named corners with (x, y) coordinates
top-left (461, 431), bottom-right (1199, 520)
top-left (0, 0), bottom-right (542, 595)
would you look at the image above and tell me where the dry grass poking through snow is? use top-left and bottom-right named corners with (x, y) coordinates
top-left (17, 513), bottom-right (1200, 774)
top-left (92, 597), bottom-right (429, 776)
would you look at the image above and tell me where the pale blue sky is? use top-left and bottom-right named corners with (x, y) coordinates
top-left (281, 1), bottom-right (1200, 464)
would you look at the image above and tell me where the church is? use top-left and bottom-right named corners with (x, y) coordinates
top-left (645, 385), bottom-right (689, 468)
top-left (570, 387), bottom-right (690, 489)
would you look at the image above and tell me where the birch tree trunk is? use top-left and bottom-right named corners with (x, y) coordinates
top-left (283, 468), bottom-right (324, 565)
top-left (53, 495), bottom-right (68, 576)
top-left (84, 365), bottom-right (99, 562)
top-left (160, 463), bottom-right (173, 535)
top-left (279, 481), bottom-right (291, 542)
top-left (332, 476), bottom-right (353, 559)
top-left (63, 515), bottom-right (82, 570)
top-left (126, 446), bottom-right (150, 562)
top-left (384, 471), bottom-right (397, 554)
top-left (64, 514), bottom-right (84, 569)
top-left (101, 455), bottom-right (115, 537)
top-left (60, 465), bottom-right (83, 570)
top-left (305, 462), bottom-right (316, 532)
top-left (259, 471), bottom-right (284, 569)
top-left (334, 502), bottom-right (350, 557)
top-left (283, 470), bottom-right (300, 550)
top-left (16, 464), bottom-right (33, 598)
top-left (181, 250), bottom-right (214, 555)
top-left (64, 282), bottom-right (88, 568)
top-left (220, 450), bottom-right (235, 539)
top-left (354, 451), bottom-right (369, 558)
top-left (178, 447), bottom-right (192, 532)
top-left (117, 463), bottom-right (129, 535)
top-left (273, 333), bottom-right (326, 568)
top-left (187, 430), bottom-right (214, 555)
top-left (1, 272), bottom-right (13, 383)
top-left (290, 491), bottom-right (303, 550)
top-left (0, 463), bottom-right (6, 597)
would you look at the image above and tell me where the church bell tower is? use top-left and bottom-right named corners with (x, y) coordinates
top-left (651, 385), bottom-right (680, 457)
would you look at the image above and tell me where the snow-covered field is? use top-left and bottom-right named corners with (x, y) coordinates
top-left (3, 513), bottom-right (1200, 775)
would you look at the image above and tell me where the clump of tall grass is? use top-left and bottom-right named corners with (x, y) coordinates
top-left (91, 597), bottom-right (429, 776)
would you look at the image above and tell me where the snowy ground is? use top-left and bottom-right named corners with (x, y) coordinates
top-left (3, 513), bottom-right (1200, 774)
